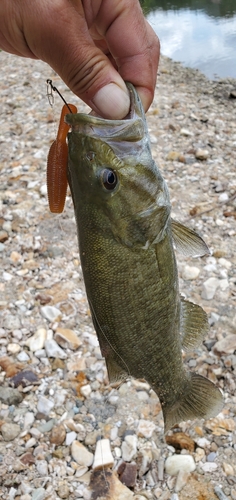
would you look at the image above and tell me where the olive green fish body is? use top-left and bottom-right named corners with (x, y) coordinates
top-left (66, 84), bottom-right (223, 431)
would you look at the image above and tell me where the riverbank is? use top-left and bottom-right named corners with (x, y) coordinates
top-left (0, 52), bottom-right (236, 500)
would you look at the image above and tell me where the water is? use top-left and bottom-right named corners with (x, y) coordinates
top-left (143, 0), bottom-right (236, 80)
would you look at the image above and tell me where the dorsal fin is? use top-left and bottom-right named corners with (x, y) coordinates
top-left (171, 219), bottom-right (210, 257)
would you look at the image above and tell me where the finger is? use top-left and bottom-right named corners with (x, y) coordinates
top-left (95, 0), bottom-right (160, 111)
top-left (21, 2), bottom-right (130, 118)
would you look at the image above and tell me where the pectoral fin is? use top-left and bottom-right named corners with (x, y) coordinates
top-left (171, 219), bottom-right (210, 257)
top-left (180, 298), bottom-right (209, 351)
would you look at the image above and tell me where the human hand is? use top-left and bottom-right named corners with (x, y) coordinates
top-left (0, 0), bottom-right (159, 118)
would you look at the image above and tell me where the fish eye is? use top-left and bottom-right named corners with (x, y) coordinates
top-left (101, 168), bottom-right (118, 191)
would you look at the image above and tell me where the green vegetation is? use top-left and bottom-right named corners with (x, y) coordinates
top-left (141, 0), bottom-right (236, 18)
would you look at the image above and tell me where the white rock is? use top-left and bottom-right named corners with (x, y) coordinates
top-left (3, 271), bottom-right (13, 281)
top-left (25, 437), bottom-right (37, 449)
top-left (222, 462), bottom-right (234, 476)
top-left (40, 184), bottom-right (47, 196)
top-left (114, 447), bottom-right (122, 459)
top-left (218, 192), bottom-right (229, 203)
top-left (201, 277), bottom-right (220, 300)
top-left (121, 434), bottom-right (138, 462)
top-left (182, 265), bottom-right (200, 280)
top-left (201, 462), bottom-right (218, 472)
top-left (165, 454), bottom-right (196, 476)
top-left (137, 391), bottom-right (149, 401)
top-left (30, 428), bottom-right (42, 439)
top-left (25, 328), bottom-right (47, 352)
top-left (71, 441), bottom-right (94, 467)
top-left (66, 431), bottom-right (77, 446)
top-left (7, 343), bottom-right (21, 354)
top-left (218, 258), bottom-right (232, 269)
top-left (24, 412), bottom-right (35, 429)
top-left (44, 339), bottom-right (67, 359)
top-left (213, 334), bottom-right (236, 355)
top-left (195, 437), bottom-right (211, 448)
top-left (110, 427), bottom-right (118, 441)
top-left (93, 438), bottom-right (114, 470)
top-left (194, 447), bottom-right (205, 463)
top-left (75, 466), bottom-right (88, 478)
top-left (175, 470), bottom-right (190, 492)
top-left (37, 395), bottom-right (54, 415)
top-left (137, 419), bottom-right (156, 438)
top-left (36, 460), bottom-right (48, 476)
top-left (41, 305), bottom-right (61, 322)
top-left (219, 278), bottom-right (229, 291)
top-left (195, 149), bottom-right (209, 160)
top-left (17, 351), bottom-right (30, 362)
top-left (80, 384), bottom-right (92, 398)
top-left (180, 128), bottom-right (193, 137)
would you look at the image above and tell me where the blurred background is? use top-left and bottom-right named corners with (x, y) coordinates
top-left (141, 0), bottom-right (236, 79)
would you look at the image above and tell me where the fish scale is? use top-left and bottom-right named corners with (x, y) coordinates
top-left (64, 83), bottom-right (223, 432)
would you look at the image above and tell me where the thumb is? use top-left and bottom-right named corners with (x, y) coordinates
top-left (28, 6), bottom-right (130, 118)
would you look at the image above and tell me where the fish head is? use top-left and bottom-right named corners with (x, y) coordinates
top-left (66, 83), bottom-right (171, 248)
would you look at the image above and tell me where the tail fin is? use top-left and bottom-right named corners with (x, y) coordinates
top-left (163, 373), bottom-right (223, 432)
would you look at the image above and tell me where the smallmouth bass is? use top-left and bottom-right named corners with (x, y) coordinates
top-left (53, 84), bottom-right (223, 431)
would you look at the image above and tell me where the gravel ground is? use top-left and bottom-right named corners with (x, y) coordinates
top-left (0, 51), bottom-right (236, 500)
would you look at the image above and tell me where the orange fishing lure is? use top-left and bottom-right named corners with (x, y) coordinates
top-left (47, 103), bottom-right (77, 213)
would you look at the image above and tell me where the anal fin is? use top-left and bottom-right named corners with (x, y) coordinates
top-left (180, 298), bottom-right (209, 351)
top-left (171, 219), bottom-right (210, 257)
top-left (163, 373), bottom-right (223, 432)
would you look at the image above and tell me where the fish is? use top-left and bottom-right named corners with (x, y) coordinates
top-left (49, 83), bottom-right (223, 432)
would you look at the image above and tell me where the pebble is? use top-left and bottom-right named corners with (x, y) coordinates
top-left (66, 431), bottom-right (77, 446)
top-left (195, 148), bottom-right (209, 160)
top-left (80, 384), bottom-right (92, 398)
top-left (25, 328), bottom-right (47, 352)
top-left (1, 422), bottom-right (21, 441)
top-left (137, 419), bottom-right (156, 438)
top-left (121, 434), bottom-right (138, 461)
top-left (218, 192), bottom-right (229, 203)
top-left (55, 327), bottom-right (82, 350)
top-left (214, 486), bottom-right (230, 500)
top-left (7, 343), bottom-right (21, 354)
top-left (93, 438), bottom-right (114, 470)
top-left (182, 265), bottom-right (200, 280)
top-left (25, 437), bottom-right (37, 448)
top-left (213, 335), bottom-right (236, 355)
top-left (118, 462), bottom-right (138, 487)
top-left (223, 462), bottom-right (235, 476)
top-left (44, 339), bottom-right (67, 359)
top-left (17, 351), bottom-right (30, 362)
top-left (165, 454), bottom-right (196, 476)
top-left (71, 441), bottom-right (94, 467)
top-left (24, 412), bottom-right (35, 429)
top-left (201, 462), bottom-right (218, 472)
top-left (37, 395), bottom-right (54, 415)
top-left (201, 277), bottom-right (220, 300)
top-left (57, 483), bottom-right (70, 499)
top-left (49, 423), bottom-right (66, 445)
top-left (31, 488), bottom-right (46, 500)
top-left (175, 470), bottom-right (189, 493)
top-left (0, 387), bottom-right (23, 405)
top-left (36, 460), bottom-right (48, 475)
top-left (139, 448), bottom-right (153, 477)
top-left (41, 305), bottom-right (62, 322)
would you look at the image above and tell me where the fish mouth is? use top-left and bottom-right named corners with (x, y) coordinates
top-left (65, 83), bottom-right (148, 154)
